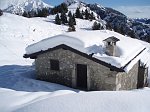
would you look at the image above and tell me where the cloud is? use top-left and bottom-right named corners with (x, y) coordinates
top-left (114, 6), bottom-right (150, 18)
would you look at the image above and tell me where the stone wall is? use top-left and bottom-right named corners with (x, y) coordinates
top-left (35, 48), bottom-right (140, 91)
top-left (35, 48), bottom-right (118, 91)
top-left (116, 62), bottom-right (139, 90)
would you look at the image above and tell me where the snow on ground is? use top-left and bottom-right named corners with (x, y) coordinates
top-left (0, 65), bottom-right (78, 112)
top-left (0, 13), bottom-right (150, 112)
top-left (13, 88), bottom-right (150, 112)
top-left (0, 13), bottom-right (97, 66)
top-left (0, 65), bottom-right (150, 112)
top-left (0, 13), bottom-right (67, 65)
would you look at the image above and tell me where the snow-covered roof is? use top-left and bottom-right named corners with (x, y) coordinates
top-left (25, 30), bottom-right (149, 72)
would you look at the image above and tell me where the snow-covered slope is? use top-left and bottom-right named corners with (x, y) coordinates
top-left (1, 0), bottom-right (53, 15)
top-left (0, 0), bottom-right (25, 10)
top-left (0, 13), bottom-right (67, 65)
top-left (0, 13), bottom-right (98, 65)
top-left (0, 12), bottom-right (150, 73)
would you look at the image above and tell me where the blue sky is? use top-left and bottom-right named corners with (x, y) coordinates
top-left (44, 0), bottom-right (150, 7)
top-left (44, 0), bottom-right (150, 18)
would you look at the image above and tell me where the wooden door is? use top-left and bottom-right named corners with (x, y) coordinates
top-left (76, 64), bottom-right (87, 89)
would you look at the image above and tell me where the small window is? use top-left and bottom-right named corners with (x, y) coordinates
top-left (50, 59), bottom-right (59, 71)
top-left (108, 42), bottom-right (111, 45)
top-left (110, 68), bottom-right (114, 71)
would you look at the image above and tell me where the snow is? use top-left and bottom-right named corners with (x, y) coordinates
top-left (0, 65), bottom-right (78, 112)
top-left (67, 0), bottom-right (100, 21)
top-left (25, 30), bottom-right (149, 73)
top-left (1, 0), bottom-right (53, 15)
top-left (0, 13), bottom-right (68, 65)
top-left (0, 65), bottom-right (150, 112)
top-left (26, 34), bottom-right (85, 54)
top-left (0, 12), bottom-right (150, 112)
top-left (0, 13), bottom-right (98, 66)
top-left (14, 89), bottom-right (150, 112)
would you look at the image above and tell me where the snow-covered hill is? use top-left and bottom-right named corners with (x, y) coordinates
top-left (0, 13), bottom-right (66, 65)
top-left (0, 13), bottom-right (98, 65)
top-left (0, 12), bottom-right (150, 73)
top-left (0, 11), bottom-right (150, 112)
top-left (1, 0), bottom-right (53, 15)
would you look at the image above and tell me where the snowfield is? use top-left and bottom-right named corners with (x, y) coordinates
top-left (0, 65), bottom-right (150, 112)
top-left (0, 13), bottom-right (102, 66)
top-left (0, 13), bottom-right (67, 65)
top-left (0, 13), bottom-right (150, 112)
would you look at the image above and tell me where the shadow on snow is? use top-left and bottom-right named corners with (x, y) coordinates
top-left (0, 65), bottom-right (78, 92)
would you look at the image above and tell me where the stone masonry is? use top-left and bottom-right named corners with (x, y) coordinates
top-left (35, 48), bottom-right (141, 91)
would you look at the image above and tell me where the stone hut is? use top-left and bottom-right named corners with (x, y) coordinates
top-left (24, 31), bottom-right (148, 91)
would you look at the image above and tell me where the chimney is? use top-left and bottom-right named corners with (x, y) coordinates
top-left (103, 36), bottom-right (120, 56)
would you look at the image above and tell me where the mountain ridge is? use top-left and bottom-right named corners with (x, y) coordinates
top-left (1, 0), bottom-right (150, 42)
top-left (1, 0), bottom-right (53, 15)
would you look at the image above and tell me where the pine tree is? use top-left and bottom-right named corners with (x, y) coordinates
top-left (81, 10), bottom-right (85, 17)
top-left (29, 10), bottom-right (36, 17)
top-left (37, 9), bottom-right (42, 17)
top-left (34, 11), bottom-right (37, 17)
top-left (68, 16), bottom-right (74, 27)
top-left (41, 8), bottom-right (49, 17)
top-left (0, 9), bottom-right (3, 16)
top-left (55, 14), bottom-right (61, 25)
top-left (68, 25), bottom-right (76, 32)
top-left (22, 11), bottom-right (28, 17)
top-left (60, 3), bottom-right (68, 13)
top-left (75, 8), bottom-right (81, 18)
top-left (85, 9), bottom-right (89, 20)
top-left (61, 12), bottom-right (68, 24)
top-left (68, 11), bottom-right (72, 18)
top-left (80, 11), bottom-right (83, 19)
top-left (92, 21), bottom-right (101, 30)
top-left (89, 12), bottom-right (95, 20)
top-left (50, 3), bottom-right (68, 14)
top-left (50, 6), bottom-right (58, 14)
top-left (72, 14), bottom-right (76, 25)
top-left (68, 13), bottom-right (76, 32)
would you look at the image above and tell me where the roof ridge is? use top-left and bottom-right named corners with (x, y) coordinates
top-left (24, 44), bottom-right (124, 72)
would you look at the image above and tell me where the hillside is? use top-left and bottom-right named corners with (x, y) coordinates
top-left (86, 3), bottom-right (150, 42)
top-left (0, 13), bottom-right (99, 65)
top-left (0, 1), bottom-right (150, 112)
top-left (1, 0), bottom-right (150, 42)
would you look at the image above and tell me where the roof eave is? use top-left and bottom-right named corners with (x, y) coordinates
top-left (23, 44), bottom-right (124, 72)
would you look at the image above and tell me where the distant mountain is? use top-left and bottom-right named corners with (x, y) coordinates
top-left (65, 0), bottom-right (80, 5)
top-left (62, 1), bottom-right (150, 42)
top-left (86, 3), bottom-right (150, 42)
top-left (1, 0), bottom-right (53, 15)
top-left (134, 18), bottom-right (150, 24)
top-left (1, 0), bottom-right (150, 43)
